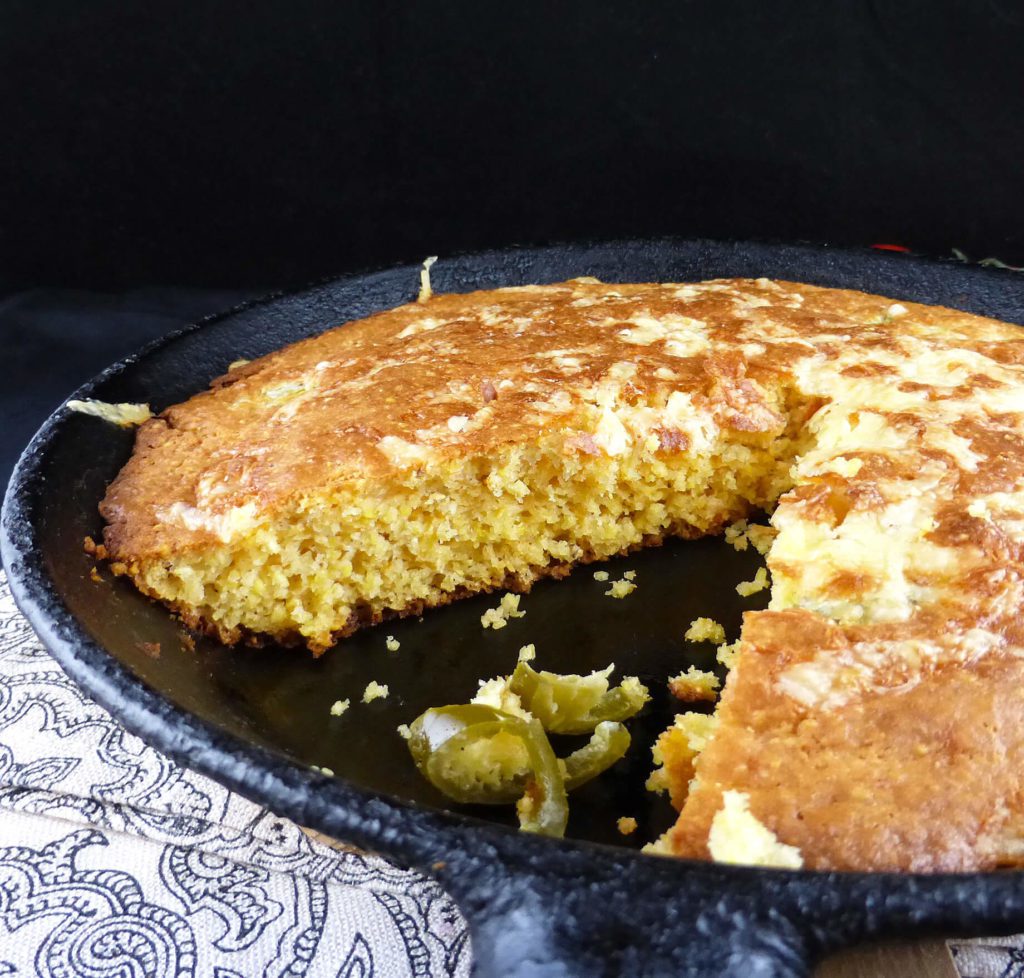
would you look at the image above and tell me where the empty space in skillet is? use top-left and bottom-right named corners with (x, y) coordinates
top-left (17, 240), bottom-right (1024, 854)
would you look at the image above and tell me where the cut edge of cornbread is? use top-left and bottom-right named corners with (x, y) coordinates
top-left (110, 412), bottom-right (809, 652)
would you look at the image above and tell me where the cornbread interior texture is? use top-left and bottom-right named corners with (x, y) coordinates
top-left (98, 276), bottom-right (1024, 871)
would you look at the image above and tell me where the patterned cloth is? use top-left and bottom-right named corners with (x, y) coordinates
top-left (0, 569), bottom-right (1018, 977)
top-left (0, 571), bottom-right (471, 977)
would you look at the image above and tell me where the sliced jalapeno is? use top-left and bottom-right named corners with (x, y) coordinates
top-left (407, 704), bottom-right (568, 837)
top-left (509, 660), bottom-right (649, 734)
top-left (563, 720), bottom-right (631, 791)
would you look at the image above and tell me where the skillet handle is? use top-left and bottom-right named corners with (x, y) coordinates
top-left (427, 839), bottom-right (823, 978)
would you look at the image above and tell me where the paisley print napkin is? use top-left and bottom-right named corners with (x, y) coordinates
top-left (0, 572), bottom-right (471, 977)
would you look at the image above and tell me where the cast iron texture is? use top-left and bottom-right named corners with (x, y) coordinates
top-left (6, 240), bottom-right (1024, 977)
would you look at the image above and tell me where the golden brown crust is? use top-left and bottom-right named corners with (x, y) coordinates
top-left (668, 608), bottom-right (1024, 871)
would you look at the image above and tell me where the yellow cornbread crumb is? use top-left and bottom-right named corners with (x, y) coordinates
top-left (646, 712), bottom-right (719, 800)
top-left (397, 723), bottom-right (412, 740)
top-left (745, 524), bottom-right (777, 556)
top-left (668, 666), bottom-right (720, 702)
top-left (518, 644), bottom-right (536, 662)
top-left (716, 640), bottom-right (741, 669)
top-left (623, 569), bottom-right (637, 581)
top-left (684, 617), bottom-right (726, 644)
top-left (329, 698), bottom-right (350, 717)
top-left (724, 519), bottom-right (749, 551)
top-left (724, 519), bottom-right (777, 556)
top-left (708, 790), bottom-right (804, 869)
top-left (617, 816), bottom-right (638, 836)
top-left (313, 765), bottom-right (334, 776)
top-left (736, 566), bottom-right (769, 597)
top-left (362, 681), bottom-right (390, 703)
top-left (605, 579), bottom-right (636, 598)
top-left (481, 592), bottom-right (526, 629)
top-left (385, 635), bottom-right (401, 651)
top-left (593, 570), bottom-right (610, 582)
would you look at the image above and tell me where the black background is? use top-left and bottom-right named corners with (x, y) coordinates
top-left (4, 1), bottom-right (1024, 478)
top-left (4, 1), bottom-right (1024, 293)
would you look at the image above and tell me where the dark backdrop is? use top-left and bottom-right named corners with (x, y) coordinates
top-left (4, 1), bottom-right (1024, 294)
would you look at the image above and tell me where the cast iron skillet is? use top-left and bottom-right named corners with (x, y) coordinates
top-left (6, 240), bottom-right (1024, 977)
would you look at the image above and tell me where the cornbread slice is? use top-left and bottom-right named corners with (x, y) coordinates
top-left (99, 277), bottom-right (819, 650)
top-left (98, 275), bottom-right (1024, 869)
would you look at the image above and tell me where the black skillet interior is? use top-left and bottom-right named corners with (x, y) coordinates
top-left (7, 240), bottom-right (1024, 977)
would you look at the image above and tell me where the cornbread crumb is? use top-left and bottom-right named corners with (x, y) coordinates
top-left (745, 524), bottom-right (777, 556)
top-left (330, 698), bottom-right (350, 717)
top-left (89, 566), bottom-right (103, 584)
top-left (605, 579), bottom-right (637, 599)
top-left (617, 816), bottom-right (638, 836)
top-left (228, 358), bottom-right (251, 370)
top-left (397, 723), bottom-right (412, 740)
top-left (385, 635), bottom-right (401, 652)
top-left (642, 835), bottom-right (674, 857)
top-left (724, 519), bottom-right (749, 551)
top-left (66, 399), bottom-right (152, 427)
top-left (481, 592), bottom-right (526, 629)
top-left (518, 644), bottom-right (536, 662)
top-left (646, 712), bottom-right (719, 803)
top-left (707, 790), bottom-right (803, 869)
top-left (716, 641), bottom-right (741, 669)
top-left (313, 765), bottom-right (334, 776)
top-left (418, 255), bottom-right (438, 303)
top-left (684, 617), bottom-right (726, 644)
top-left (668, 666), bottom-right (720, 702)
top-left (593, 570), bottom-right (610, 582)
top-left (724, 519), bottom-right (777, 556)
top-left (362, 681), bottom-right (390, 703)
top-left (736, 566), bottom-right (769, 597)
top-left (623, 569), bottom-right (637, 581)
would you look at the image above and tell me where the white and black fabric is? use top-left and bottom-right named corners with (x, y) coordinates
top-left (0, 571), bottom-right (470, 977)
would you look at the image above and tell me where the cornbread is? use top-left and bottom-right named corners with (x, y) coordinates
top-left (735, 566), bottom-right (769, 597)
top-left (97, 274), bottom-right (1024, 869)
top-left (480, 593), bottom-right (526, 630)
top-left (715, 641), bottom-right (741, 669)
top-left (684, 617), bottom-right (726, 644)
top-left (605, 578), bottom-right (636, 598)
top-left (362, 681), bottom-right (389, 703)
top-left (667, 666), bottom-right (720, 702)
top-left (617, 816), bottom-right (639, 836)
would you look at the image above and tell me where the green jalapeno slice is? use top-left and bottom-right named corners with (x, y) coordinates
top-left (509, 661), bottom-right (649, 734)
